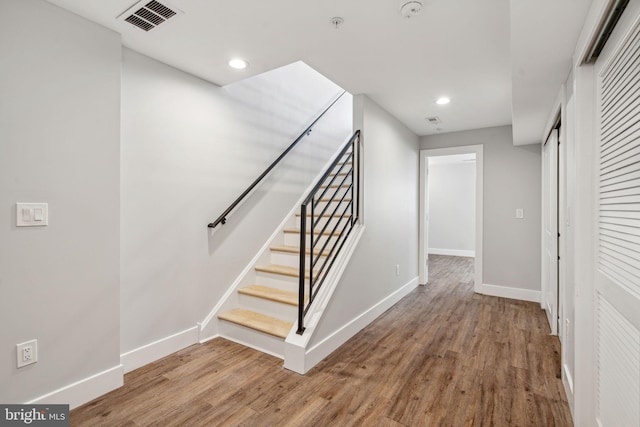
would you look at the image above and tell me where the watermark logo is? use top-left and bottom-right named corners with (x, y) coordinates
top-left (0, 405), bottom-right (68, 426)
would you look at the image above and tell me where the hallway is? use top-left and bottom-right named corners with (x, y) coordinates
top-left (71, 255), bottom-right (572, 426)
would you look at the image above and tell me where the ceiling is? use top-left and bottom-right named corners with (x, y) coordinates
top-left (45, 0), bottom-right (593, 144)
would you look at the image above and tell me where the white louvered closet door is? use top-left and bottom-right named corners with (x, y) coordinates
top-left (595, 9), bottom-right (640, 427)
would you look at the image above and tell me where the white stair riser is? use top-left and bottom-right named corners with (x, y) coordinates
top-left (284, 232), bottom-right (343, 248)
top-left (312, 200), bottom-right (352, 212)
top-left (316, 186), bottom-right (352, 200)
top-left (270, 251), bottom-right (327, 268)
top-left (218, 320), bottom-right (287, 358)
top-left (255, 271), bottom-right (312, 295)
top-left (255, 271), bottom-right (301, 292)
top-left (284, 233), bottom-right (335, 249)
top-left (295, 215), bottom-right (351, 230)
top-left (237, 293), bottom-right (298, 320)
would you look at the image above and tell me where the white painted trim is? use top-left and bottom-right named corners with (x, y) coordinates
top-left (428, 248), bottom-right (475, 257)
top-left (121, 326), bottom-right (199, 373)
top-left (289, 276), bottom-right (419, 374)
top-left (26, 364), bottom-right (123, 410)
top-left (216, 334), bottom-right (284, 360)
top-left (542, 84), bottom-right (565, 144)
top-left (477, 283), bottom-right (541, 303)
top-left (198, 333), bottom-right (219, 344)
top-left (419, 145), bottom-right (483, 293)
top-left (563, 362), bottom-right (575, 397)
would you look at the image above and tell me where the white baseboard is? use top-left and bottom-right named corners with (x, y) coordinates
top-left (302, 276), bottom-right (419, 373)
top-left (26, 364), bottom-right (123, 410)
top-left (563, 362), bottom-right (575, 418)
top-left (429, 248), bottom-right (475, 257)
top-left (120, 326), bottom-right (199, 373)
top-left (477, 283), bottom-right (541, 303)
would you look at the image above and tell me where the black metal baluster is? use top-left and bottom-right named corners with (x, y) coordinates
top-left (297, 204), bottom-right (307, 334)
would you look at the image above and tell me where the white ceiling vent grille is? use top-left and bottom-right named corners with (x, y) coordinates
top-left (118, 0), bottom-right (183, 32)
top-left (425, 116), bottom-right (441, 125)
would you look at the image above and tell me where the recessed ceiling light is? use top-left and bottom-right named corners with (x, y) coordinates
top-left (228, 58), bottom-right (249, 70)
top-left (436, 97), bottom-right (450, 105)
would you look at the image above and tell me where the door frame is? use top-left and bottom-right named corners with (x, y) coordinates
top-left (542, 128), bottom-right (560, 335)
top-left (419, 144), bottom-right (483, 290)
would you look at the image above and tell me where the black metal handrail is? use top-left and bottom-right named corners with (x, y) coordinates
top-left (297, 130), bottom-right (361, 334)
top-left (208, 91), bottom-right (347, 229)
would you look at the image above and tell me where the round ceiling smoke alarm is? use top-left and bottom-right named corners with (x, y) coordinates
top-left (330, 17), bottom-right (344, 29)
top-left (400, 1), bottom-right (423, 18)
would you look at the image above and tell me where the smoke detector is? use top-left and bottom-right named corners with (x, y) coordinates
top-left (330, 17), bottom-right (344, 29)
top-left (400, 1), bottom-right (423, 18)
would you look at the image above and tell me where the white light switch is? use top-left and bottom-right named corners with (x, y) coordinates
top-left (515, 208), bottom-right (524, 219)
top-left (16, 203), bottom-right (48, 227)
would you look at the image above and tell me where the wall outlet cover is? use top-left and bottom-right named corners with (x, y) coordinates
top-left (16, 339), bottom-right (38, 368)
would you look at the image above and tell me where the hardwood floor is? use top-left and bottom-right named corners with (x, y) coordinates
top-left (71, 255), bottom-right (572, 426)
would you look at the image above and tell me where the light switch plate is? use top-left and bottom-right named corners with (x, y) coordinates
top-left (17, 203), bottom-right (48, 227)
top-left (515, 208), bottom-right (524, 219)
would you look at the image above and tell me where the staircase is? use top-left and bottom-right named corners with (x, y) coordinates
top-left (216, 155), bottom-right (355, 356)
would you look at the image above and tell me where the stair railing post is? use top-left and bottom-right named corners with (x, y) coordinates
top-left (310, 199), bottom-right (315, 305)
top-left (351, 137), bottom-right (355, 226)
top-left (297, 203), bottom-right (307, 334)
top-left (356, 132), bottom-right (361, 223)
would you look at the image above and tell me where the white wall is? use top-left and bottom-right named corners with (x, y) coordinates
top-left (309, 94), bottom-right (420, 347)
top-left (421, 126), bottom-right (542, 293)
top-left (0, 0), bottom-right (121, 405)
top-left (428, 160), bottom-right (476, 256)
top-left (121, 50), bottom-right (352, 356)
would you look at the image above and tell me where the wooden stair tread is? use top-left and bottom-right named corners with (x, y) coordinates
top-left (283, 228), bottom-right (343, 237)
top-left (319, 197), bottom-right (352, 203)
top-left (320, 183), bottom-right (351, 189)
top-left (295, 212), bottom-right (333, 218)
top-left (218, 309), bottom-right (292, 338)
top-left (255, 264), bottom-right (317, 279)
top-left (270, 245), bottom-right (329, 256)
top-left (239, 285), bottom-right (299, 306)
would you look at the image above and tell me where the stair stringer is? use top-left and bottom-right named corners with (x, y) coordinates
top-left (283, 223), bottom-right (365, 374)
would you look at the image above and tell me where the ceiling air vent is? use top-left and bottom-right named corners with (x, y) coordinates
top-left (118, 0), bottom-right (183, 32)
top-left (425, 116), bottom-right (441, 125)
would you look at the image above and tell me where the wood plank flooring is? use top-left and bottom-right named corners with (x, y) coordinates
top-left (71, 255), bottom-right (572, 426)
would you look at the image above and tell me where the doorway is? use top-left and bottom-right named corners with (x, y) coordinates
top-left (419, 145), bottom-right (483, 290)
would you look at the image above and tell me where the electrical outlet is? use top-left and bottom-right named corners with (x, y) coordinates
top-left (17, 339), bottom-right (38, 368)
top-left (396, 264), bottom-right (400, 276)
